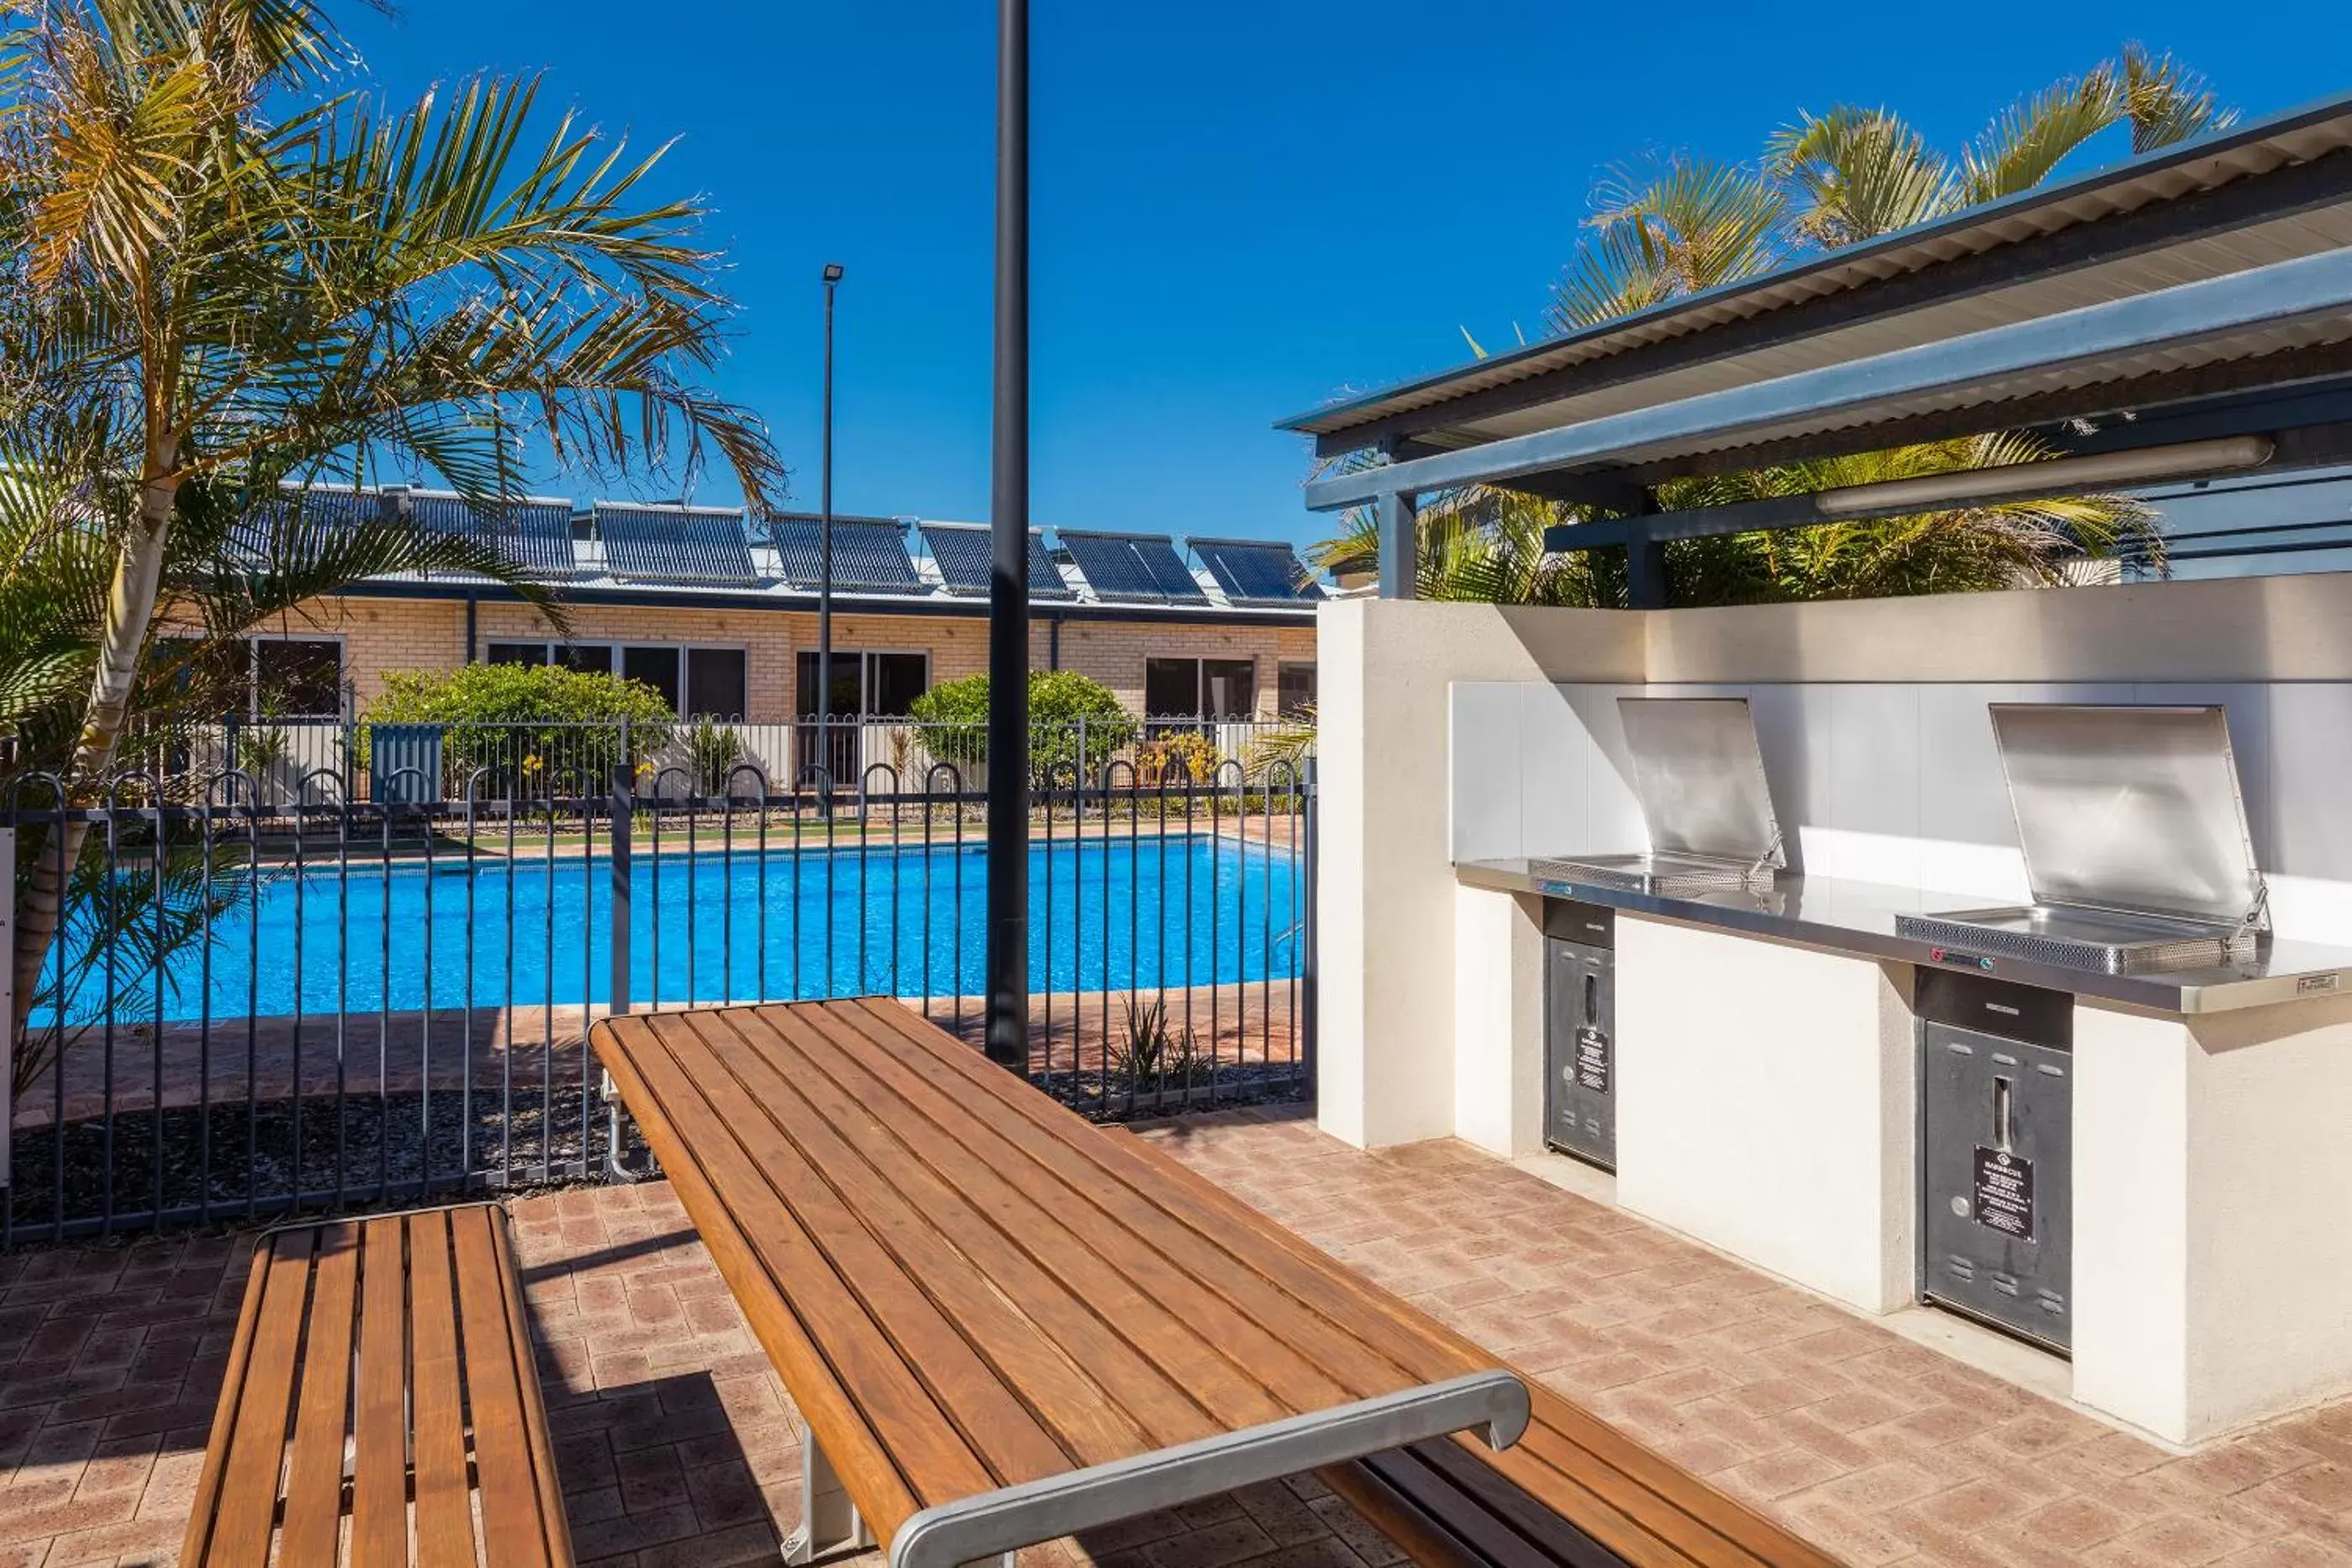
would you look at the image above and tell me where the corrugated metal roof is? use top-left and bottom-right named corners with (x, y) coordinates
top-left (1284, 91), bottom-right (2352, 446)
top-left (1304, 244), bottom-right (2352, 510)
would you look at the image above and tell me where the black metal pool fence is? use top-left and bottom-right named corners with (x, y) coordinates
top-left (0, 720), bottom-right (1315, 1244)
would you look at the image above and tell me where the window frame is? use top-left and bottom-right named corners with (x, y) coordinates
top-left (793, 647), bottom-right (932, 720)
top-left (476, 639), bottom-right (748, 718)
top-left (244, 632), bottom-right (349, 720)
top-left (1277, 660), bottom-right (1318, 718)
top-left (1142, 654), bottom-right (1259, 721)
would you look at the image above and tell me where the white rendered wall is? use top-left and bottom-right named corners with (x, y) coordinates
top-left (1316, 599), bottom-right (1640, 1149)
top-left (1451, 886), bottom-right (1546, 1159)
top-left (1614, 916), bottom-right (1918, 1312)
top-left (2076, 994), bottom-right (2352, 1445)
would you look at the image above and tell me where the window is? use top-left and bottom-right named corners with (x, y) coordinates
top-left (1278, 662), bottom-right (1317, 717)
top-left (1202, 658), bottom-right (1255, 720)
top-left (795, 650), bottom-right (929, 718)
top-left (557, 644), bottom-right (612, 676)
top-left (481, 642), bottom-right (737, 716)
top-left (1144, 657), bottom-right (1256, 720)
top-left (622, 646), bottom-right (680, 712)
top-left (250, 638), bottom-right (344, 717)
top-left (684, 648), bottom-right (748, 719)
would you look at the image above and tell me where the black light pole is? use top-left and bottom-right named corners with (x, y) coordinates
top-left (983, 0), bottom-right (1030, 1069)
top-left (816, 263), bottom-right (843, 776)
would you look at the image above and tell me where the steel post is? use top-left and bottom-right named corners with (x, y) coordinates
top-left (984, 0), bottom-right (1032, 1069)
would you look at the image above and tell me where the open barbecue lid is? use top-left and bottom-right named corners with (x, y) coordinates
top-left (1989, 703), bottom-right (2267, 929)
top-left (1616, 697), bottom-right (1785, 868)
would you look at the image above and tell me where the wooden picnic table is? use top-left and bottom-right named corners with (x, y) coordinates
top-left (590, 997), bottom-right (1530, 1568)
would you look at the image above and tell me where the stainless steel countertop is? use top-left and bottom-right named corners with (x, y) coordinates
top-left (1455, 858), bottom-right (2352, 1015)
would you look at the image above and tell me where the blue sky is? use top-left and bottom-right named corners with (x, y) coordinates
top-left (345, 3), bottom-right (2352, 550)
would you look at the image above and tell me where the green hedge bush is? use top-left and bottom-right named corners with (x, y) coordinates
top-left (908, 670), bottom-right (1137, 782)
top-left (360, 663), bottom-right (676, 793)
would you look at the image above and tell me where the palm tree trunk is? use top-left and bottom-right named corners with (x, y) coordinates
top-left (10, 457), bottom-right (180, 1044)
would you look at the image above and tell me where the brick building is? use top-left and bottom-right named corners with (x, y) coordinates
top-left (236, 492), bottom-right (1323, 728)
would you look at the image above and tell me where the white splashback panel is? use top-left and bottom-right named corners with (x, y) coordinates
top-left (1450, 679), bottom-right (2352, 946)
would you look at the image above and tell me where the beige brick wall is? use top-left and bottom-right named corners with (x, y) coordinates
top-left (281, 595), bottom-right (1316, 722)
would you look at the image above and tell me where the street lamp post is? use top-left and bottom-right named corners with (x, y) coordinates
top-left (984, 0), bottom-right (1030, 1069)
top-left (816, 263), bottom-right (843, 785)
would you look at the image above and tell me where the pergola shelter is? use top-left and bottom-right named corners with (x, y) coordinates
top-left (1287, 92), bottom-right (2352, 604)
top-left (1289, 91), bottom-right (2352, 1450)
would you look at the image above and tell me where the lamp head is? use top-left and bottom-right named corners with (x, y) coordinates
top-left (822, 263), bottom-right (845, 283)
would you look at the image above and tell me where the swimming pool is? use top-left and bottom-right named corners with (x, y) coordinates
top-left (68, 835), bottom-right (1302, 1022)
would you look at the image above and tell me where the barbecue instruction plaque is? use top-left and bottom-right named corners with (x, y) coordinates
top-left (1973, 1146), bottom-right (2034, 1240)
top-left (1574, 1026), bottom-right (1609, 1094)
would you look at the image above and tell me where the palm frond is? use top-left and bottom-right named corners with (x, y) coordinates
top-left (2119, 43), bottom-right (2237, 152)
top-left (1767, 108), bottom-right (1956, 248)
top-left (1958, 71), bottom-right (2123, 205)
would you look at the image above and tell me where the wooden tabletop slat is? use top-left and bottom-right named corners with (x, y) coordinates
top-left (690, 1009), bottom-right (1207, 1461)
top-left (764, 1002), bottom-right (1320, 1430)
top-left (833, 999), bottom-right (1479, 1398)
top-left (207, 1230), bottom-right (316, 1568)
top-left (453, 1205), bottom-right (559, 1568)
top-left (594, 1017), bottom-right (932, 1533)
top-left (279, 1225), bottom-right (361, 1568)
top-left (608, 1013), bottom-right (1001, 1516)
top-left (351, 1215), bottom-right (416, 1568)
top-left (407, 1211), bottom-right (477, 1568)
top-left (652, 1010), bottom-right (1078, 1486)
top-left (353, 1215), bottom-right (416, 1568)
top-left (801, 1000), bottom-right (1372, 1418)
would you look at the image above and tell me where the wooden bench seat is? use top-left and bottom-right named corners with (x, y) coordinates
top-left (181, 1203), bottom-right (575, 1568)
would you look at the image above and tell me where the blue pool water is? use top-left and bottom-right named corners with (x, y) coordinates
top-left (71, 836), bottom-right (1302, 1022)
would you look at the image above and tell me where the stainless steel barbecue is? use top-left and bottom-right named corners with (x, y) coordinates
top-left (1531, 697), bottom-right (1783, 895)
top-left (1896, 705), bottom-right (2268, 974)
top-left (1528, 851), bottom-right (1767, 898)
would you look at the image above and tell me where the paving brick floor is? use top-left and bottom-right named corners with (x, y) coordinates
top-left (8, 1105), bottom-right (2352, 1565)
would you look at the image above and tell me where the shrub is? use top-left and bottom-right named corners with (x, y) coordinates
top-left (908, 670), bottom-right (1137, 783)
top-left (1137, 732), bottom-right (1223, 788)
top-left (683, 716), bottom-right (746, 794)
top-left (360, 663), bottom-right (675, 795)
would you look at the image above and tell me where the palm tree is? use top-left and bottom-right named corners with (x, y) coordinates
top-left (1, 0), bottom-right (785, 1050)
top-left (1319, 46), bottom-right (2221, 602)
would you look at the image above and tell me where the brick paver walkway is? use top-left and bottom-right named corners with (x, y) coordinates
top-left (8, 1107), bottom-right (2352, 1565)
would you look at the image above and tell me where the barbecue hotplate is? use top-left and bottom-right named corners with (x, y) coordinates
top-left (1895, 904), bottom-right (2259, 975)
top-left (1530, 852), bottom-right (1776, 899)
top-left (1897, 704), bottom-right (2270, 977)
